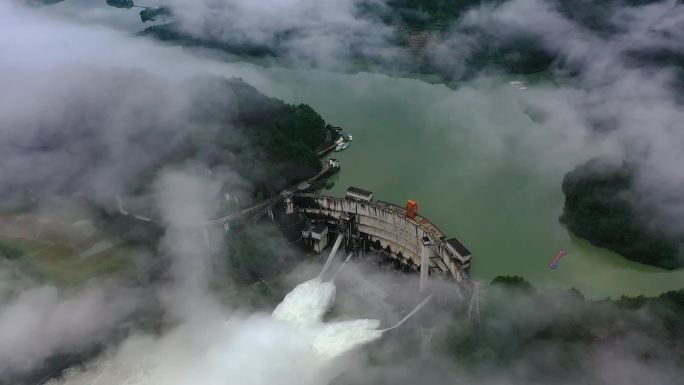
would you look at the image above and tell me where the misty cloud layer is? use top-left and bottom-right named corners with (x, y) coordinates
top-left (335, 282), bottom-right (684, 385)
top-left (0, 1), bottom-right (257, 380)
top-left (163, 0), bottom-right (405, 69)
top-left (0, 68), bottom-right (186, 204)
top-left (157, 0), bottom-right (684, 234)
top-left (155, 0), bottom-right (684, 236)
top-left (2, 1), bottom-right (684, 384)
top-left (438, 0), bottom-right (684, 235)
top-left (155, 170), bottom-right (226, 322)
top-left (0, 67), bottom-right (258, 210)
top-left (0, 285), bottom-right (140, 379)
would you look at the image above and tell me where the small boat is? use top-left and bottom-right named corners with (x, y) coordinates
top-left (334, 142), bottom-right (349, 152)
top-left (548, 250), bottom-right (567, 269)
top-left (335, 137), bottom-right (344, 145)
top-left (346, 134), bottom-right (353, 141)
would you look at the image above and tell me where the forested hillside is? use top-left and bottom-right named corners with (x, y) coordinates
top-left (560, 158), bottom-right (683, 269)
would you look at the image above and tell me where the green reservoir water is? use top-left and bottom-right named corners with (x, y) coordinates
top-left (44, 2), bottom-right (684, 298)
top-left (254, 68), bottom-right (684, 299)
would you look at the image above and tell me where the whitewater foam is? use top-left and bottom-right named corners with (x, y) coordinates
top-left (272, 278), bottom-right (383, 358)
top-left (313, 319), bottom-right (382, 358)
top-left (272, 278), bottom-right (336, 328)
top-left (46, 277), bottom-right (383, 385)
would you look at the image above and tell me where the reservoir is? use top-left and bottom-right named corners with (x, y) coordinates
top-left (257, 68), bottom-right (684, 299)
top-left (48, 2), bottom-right (684, 299)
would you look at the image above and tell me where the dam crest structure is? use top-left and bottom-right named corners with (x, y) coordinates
top-left (283, 186), bottom-right (472, 293)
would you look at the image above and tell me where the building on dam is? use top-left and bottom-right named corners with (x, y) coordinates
top-left (288, 186), bottom-right (472, 284)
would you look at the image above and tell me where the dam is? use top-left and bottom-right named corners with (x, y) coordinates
top-left (283, 187), bottom-right (472, 287)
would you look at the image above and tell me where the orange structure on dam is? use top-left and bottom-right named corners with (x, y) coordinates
top-left (406, 200), bottom-right (418, 219)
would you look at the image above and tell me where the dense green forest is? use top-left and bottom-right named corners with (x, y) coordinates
top-left (224, 220), bottom-right (306, 309)
top-left (560, 158), bottom-right (683, 269)
top-left (106, 0), bottom-right (133, 9)
top-left (227, 222), bottom-right (299, 285)
top-left (139, 23), bottom-right (276, 57)
top-left (170, 77), bottom-right (327, 198)
top-left (139, 7), bottom-right (172, 23)
top-left (387, 0), bottom-right (487, 27)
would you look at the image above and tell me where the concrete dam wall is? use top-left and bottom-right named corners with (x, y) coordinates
top-left (288, 188), bottom-right (472, 284)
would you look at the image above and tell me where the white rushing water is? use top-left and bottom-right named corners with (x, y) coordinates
top-left (272, 278), bottom-right (337, 328)
top-left (48, 278), bottom-right (383, 385)
top-left (272, 278), bottom-right (382, 358)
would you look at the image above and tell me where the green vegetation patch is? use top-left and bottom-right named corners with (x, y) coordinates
top-left (123, 77), bottom-right (327, 203)
top-left (106, 0), bottom-right (134, 9)
top-left (140, 7), bottom-right (173, 23)
top-left (139, 23), bottom-right (276, 57)
top-left (0, 241), bottom-right (23, 260)
top-left (388, 0), bottom-right (494, 28)
top-left (560, 158), bottom-right (683, 269)
top-left (227, 222), bottom-right (300, 285)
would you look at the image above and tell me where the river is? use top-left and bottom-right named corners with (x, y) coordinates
top-left (46, 1), bottom-right (684, 299)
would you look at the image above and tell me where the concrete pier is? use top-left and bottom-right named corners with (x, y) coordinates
top-left (420, 236), bottom-right (431, 292)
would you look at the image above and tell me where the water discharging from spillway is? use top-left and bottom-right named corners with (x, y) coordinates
top-left (47, 278), bottom-right (384, 385)
top-left (273, 278), bottom-right (382, 358)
